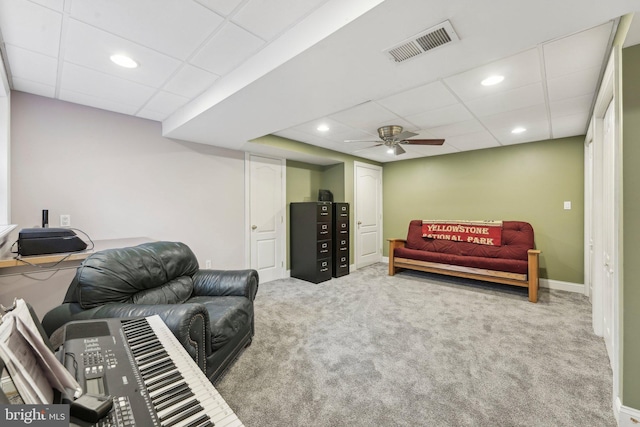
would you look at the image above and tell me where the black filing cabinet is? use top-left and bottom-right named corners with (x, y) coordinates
top-left (290, 202), bottom-right (333, 283)
top-left (332, 202), bottom-right (350, 277)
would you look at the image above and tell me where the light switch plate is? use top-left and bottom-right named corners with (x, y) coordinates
top-left (564, 201), bottom-right (571, 210)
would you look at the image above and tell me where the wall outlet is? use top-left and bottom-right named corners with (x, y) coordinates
top-left (563, 201), bottom-right (572, 210)
top-left (60, 214), bottom-right (71, 227)
top-left (205, 260), bottom-right (212, 269)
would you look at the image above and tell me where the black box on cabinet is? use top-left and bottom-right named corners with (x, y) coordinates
top-left (290, 202), bottom-right (333, 283)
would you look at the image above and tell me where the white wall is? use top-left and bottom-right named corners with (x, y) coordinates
top-left (9, 91), bottom-right (247, 268)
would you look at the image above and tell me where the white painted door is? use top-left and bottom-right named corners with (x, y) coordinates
top-left (354, 162), bottom-right (382, 268)
top-left (601, 99), bottom-right (615, 364)
top-left (247, 154), bottom-right (285, 283)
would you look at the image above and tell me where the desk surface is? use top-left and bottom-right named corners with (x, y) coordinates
top-left (0, 237), bottom-right (152, 269)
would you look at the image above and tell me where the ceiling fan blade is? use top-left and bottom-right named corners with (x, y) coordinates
top-left (394, 130), bottom-right (418, 140)
top-left (401, 139), bottom-right (445, 146)
top-left (344, 139), bottom-right (381, 143)
top-left (392, 144), bottom-right (406, 155)
top-left (352, 143), bottom-right (383, 152)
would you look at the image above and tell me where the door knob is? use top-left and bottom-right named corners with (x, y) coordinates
top-left (252, 225), bottom-right (257, 230)
top-left (357, 221), bottom-right (362, 225)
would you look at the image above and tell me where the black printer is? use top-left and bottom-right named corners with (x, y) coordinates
top-left (18, 228), bottom-right (87, 256)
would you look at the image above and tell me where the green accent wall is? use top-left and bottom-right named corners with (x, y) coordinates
top-left (622, 42), bottom-right (640, 410)
top-left (383, 137), bottom-right (585, 283)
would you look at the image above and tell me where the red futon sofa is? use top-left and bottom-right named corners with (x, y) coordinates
top-left (388, 220), bottom-right (541, 302)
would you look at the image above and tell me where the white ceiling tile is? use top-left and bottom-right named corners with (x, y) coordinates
top-left (543, 21), bottom-right (613, 79)
top-left (59, 89), bottom-right (139, 116)
top-left (376, 81), bottom-right (458, 117)
top-left (195, 0), bottom-right (244, 16)
top-left (498, 126), bottom-right (552, 146)
top-left (552, 112), bottom-right (589, 138)
top-left (61, 63), bottom-right (155, 108)
top-left (550, 94), bottom-right (594, 119)
top-left (292, 117), bottom-right (355, 138)
top-left (64, 20), bottom-right (182, 87)
top-left (0, 0), bottom-right (62, 56)
top-left (466, 82), bottom-right (546, 117)
top-left (12, 78), bottom-right (55, 98)
top-left (406, 104), bottom-right (473, 129)
top-left (547, 67), bottom-right (600, 101)
top-left (164, 65), bottom-right (220, 98)
top-left (135, 110), bottom-right (167, 122)
top-left (69, 0), bottom-right (224, 60)
top-left (425, 119), bottom-right (484, 138)
top-left (444, 49), bottom-right (542, 102)
top-left (191, 22), bottom-right (265, 75)
top-left (233, 0), bottom-right (326, 40)
top-left (143, 91), bottom-right (190, 117)
top-left (444, 130), bottom-right (500, 151)
top-left (329, 101), bottom-right (398, 132)
top-left (5, 45), bottom-right (57, 86)
top-left (479, 104), bottom-right (549, 132)
top-left (28, 0), bottom-right (64, 10)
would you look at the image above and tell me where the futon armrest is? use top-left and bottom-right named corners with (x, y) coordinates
top-left (193, 269), bottom-right (259, 301)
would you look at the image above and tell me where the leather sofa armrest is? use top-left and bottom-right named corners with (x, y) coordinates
top-left (42, 302), bottom-right (211, 374)
top-left (193, 269), bottom-right (259, 301)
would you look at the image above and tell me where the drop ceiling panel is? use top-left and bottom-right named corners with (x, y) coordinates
top-left (191, 22), bottom-right (265, 75)
top-left (425, 119), bottom-right (484, 138)
top-left (465, 82), bottom-right (546, 117)
top-left (61, 63), bottom-right (155, 108)
top-left (543, 22), bottom-right (613, 79)
top-left (443, 49), bottom-right (542, 102)
top-left (444, 130), bottom-right (500, 151)
top-left (232, 0), bottom-right (327, 40)
top-left (69, 0), bottom-right (224, 60)
top-left (64, 20), bottom-right (183, 87)
top-left (29, 0), bottom-right (63, 9)
top-left (290, 117), bottom-right (355, 138)
top-left (0, 0), bottom-right (62, 56)
top-left (406, 103), bottom-right (474, 129)
top-left (497, 124), bottom-right (551, 145)
top-left (195, 0), bottom-right (244, 16)
top-left (550, 93), bottom-right (594, 119)
top-left (4, 45), bottom-right (57, 86)
top-left (375, 81), bottom-right (458, 117)
top-left (546, 66), bottom-right (601, 101)
top-left (12, 78), bottom-right (55, 98)
top-left (329, 101), bottom-right (400, 131)
top-left (163, 65), bottom-right (220, 99)
top-left (479, 104), bottom-right (548, 132)
top-left (141, 91), bottom-right (191, 118)
top-left (59, 89), bottom-right (139, 116)
top-left (551, 112), bottom-right (589, 138)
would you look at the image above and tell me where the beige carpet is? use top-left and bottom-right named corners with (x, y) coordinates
top-left (216, 263), bottom-right (615, 427)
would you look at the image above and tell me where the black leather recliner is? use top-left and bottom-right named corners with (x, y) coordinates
top-left (41, 241), bottom-right (259, 384)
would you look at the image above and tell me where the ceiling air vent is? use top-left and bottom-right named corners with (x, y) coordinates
top-left (384, 20), bottom-right (459, 63)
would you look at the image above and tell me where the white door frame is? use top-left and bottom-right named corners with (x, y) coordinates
top-left (353, 161), bottom-right (383, 269)
top-left (585, 47), bottom-right (622, 415)
top-left (244, 153), bottom-right (287, 281)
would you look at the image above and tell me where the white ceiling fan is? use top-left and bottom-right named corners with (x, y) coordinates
top-left (345, 125), bottom-right (445, 155)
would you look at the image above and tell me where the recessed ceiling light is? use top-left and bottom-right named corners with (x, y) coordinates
top-left (387, 148), bottom-right (394, 154)
top-left (511, 127), bottom-right (526, 134)
top-left (317, 124), bottom-right (330, 132)
top-left (110, 54), bottom-right (138, 69)
top-left (481, 75), bottom-right (504, 86)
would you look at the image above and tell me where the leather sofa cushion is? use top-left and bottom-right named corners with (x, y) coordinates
top-left (76, 241), bottom-right (200, 309)
top-left (190, 296), bottom-right (253, 351)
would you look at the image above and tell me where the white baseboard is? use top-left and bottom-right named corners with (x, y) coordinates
top-left (383, 256), bottom-right (584, 294)
top-left (617, 398), bottom-right (640, 427)
top-left (539, 278), bottom-right (584, 294)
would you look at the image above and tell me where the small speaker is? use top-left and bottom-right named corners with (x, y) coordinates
top-left (318, 189), bottom-right (333, 202)
top-left (42, 209), bottom-right (49, 228)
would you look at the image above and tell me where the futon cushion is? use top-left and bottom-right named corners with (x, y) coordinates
top-left (76, 241), bottom-right (199, 309)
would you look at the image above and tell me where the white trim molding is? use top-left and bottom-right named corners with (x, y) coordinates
top-left (617, 398), bottom-right (640, 427)
top-left (539, 278), bottom-right (584, 294)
